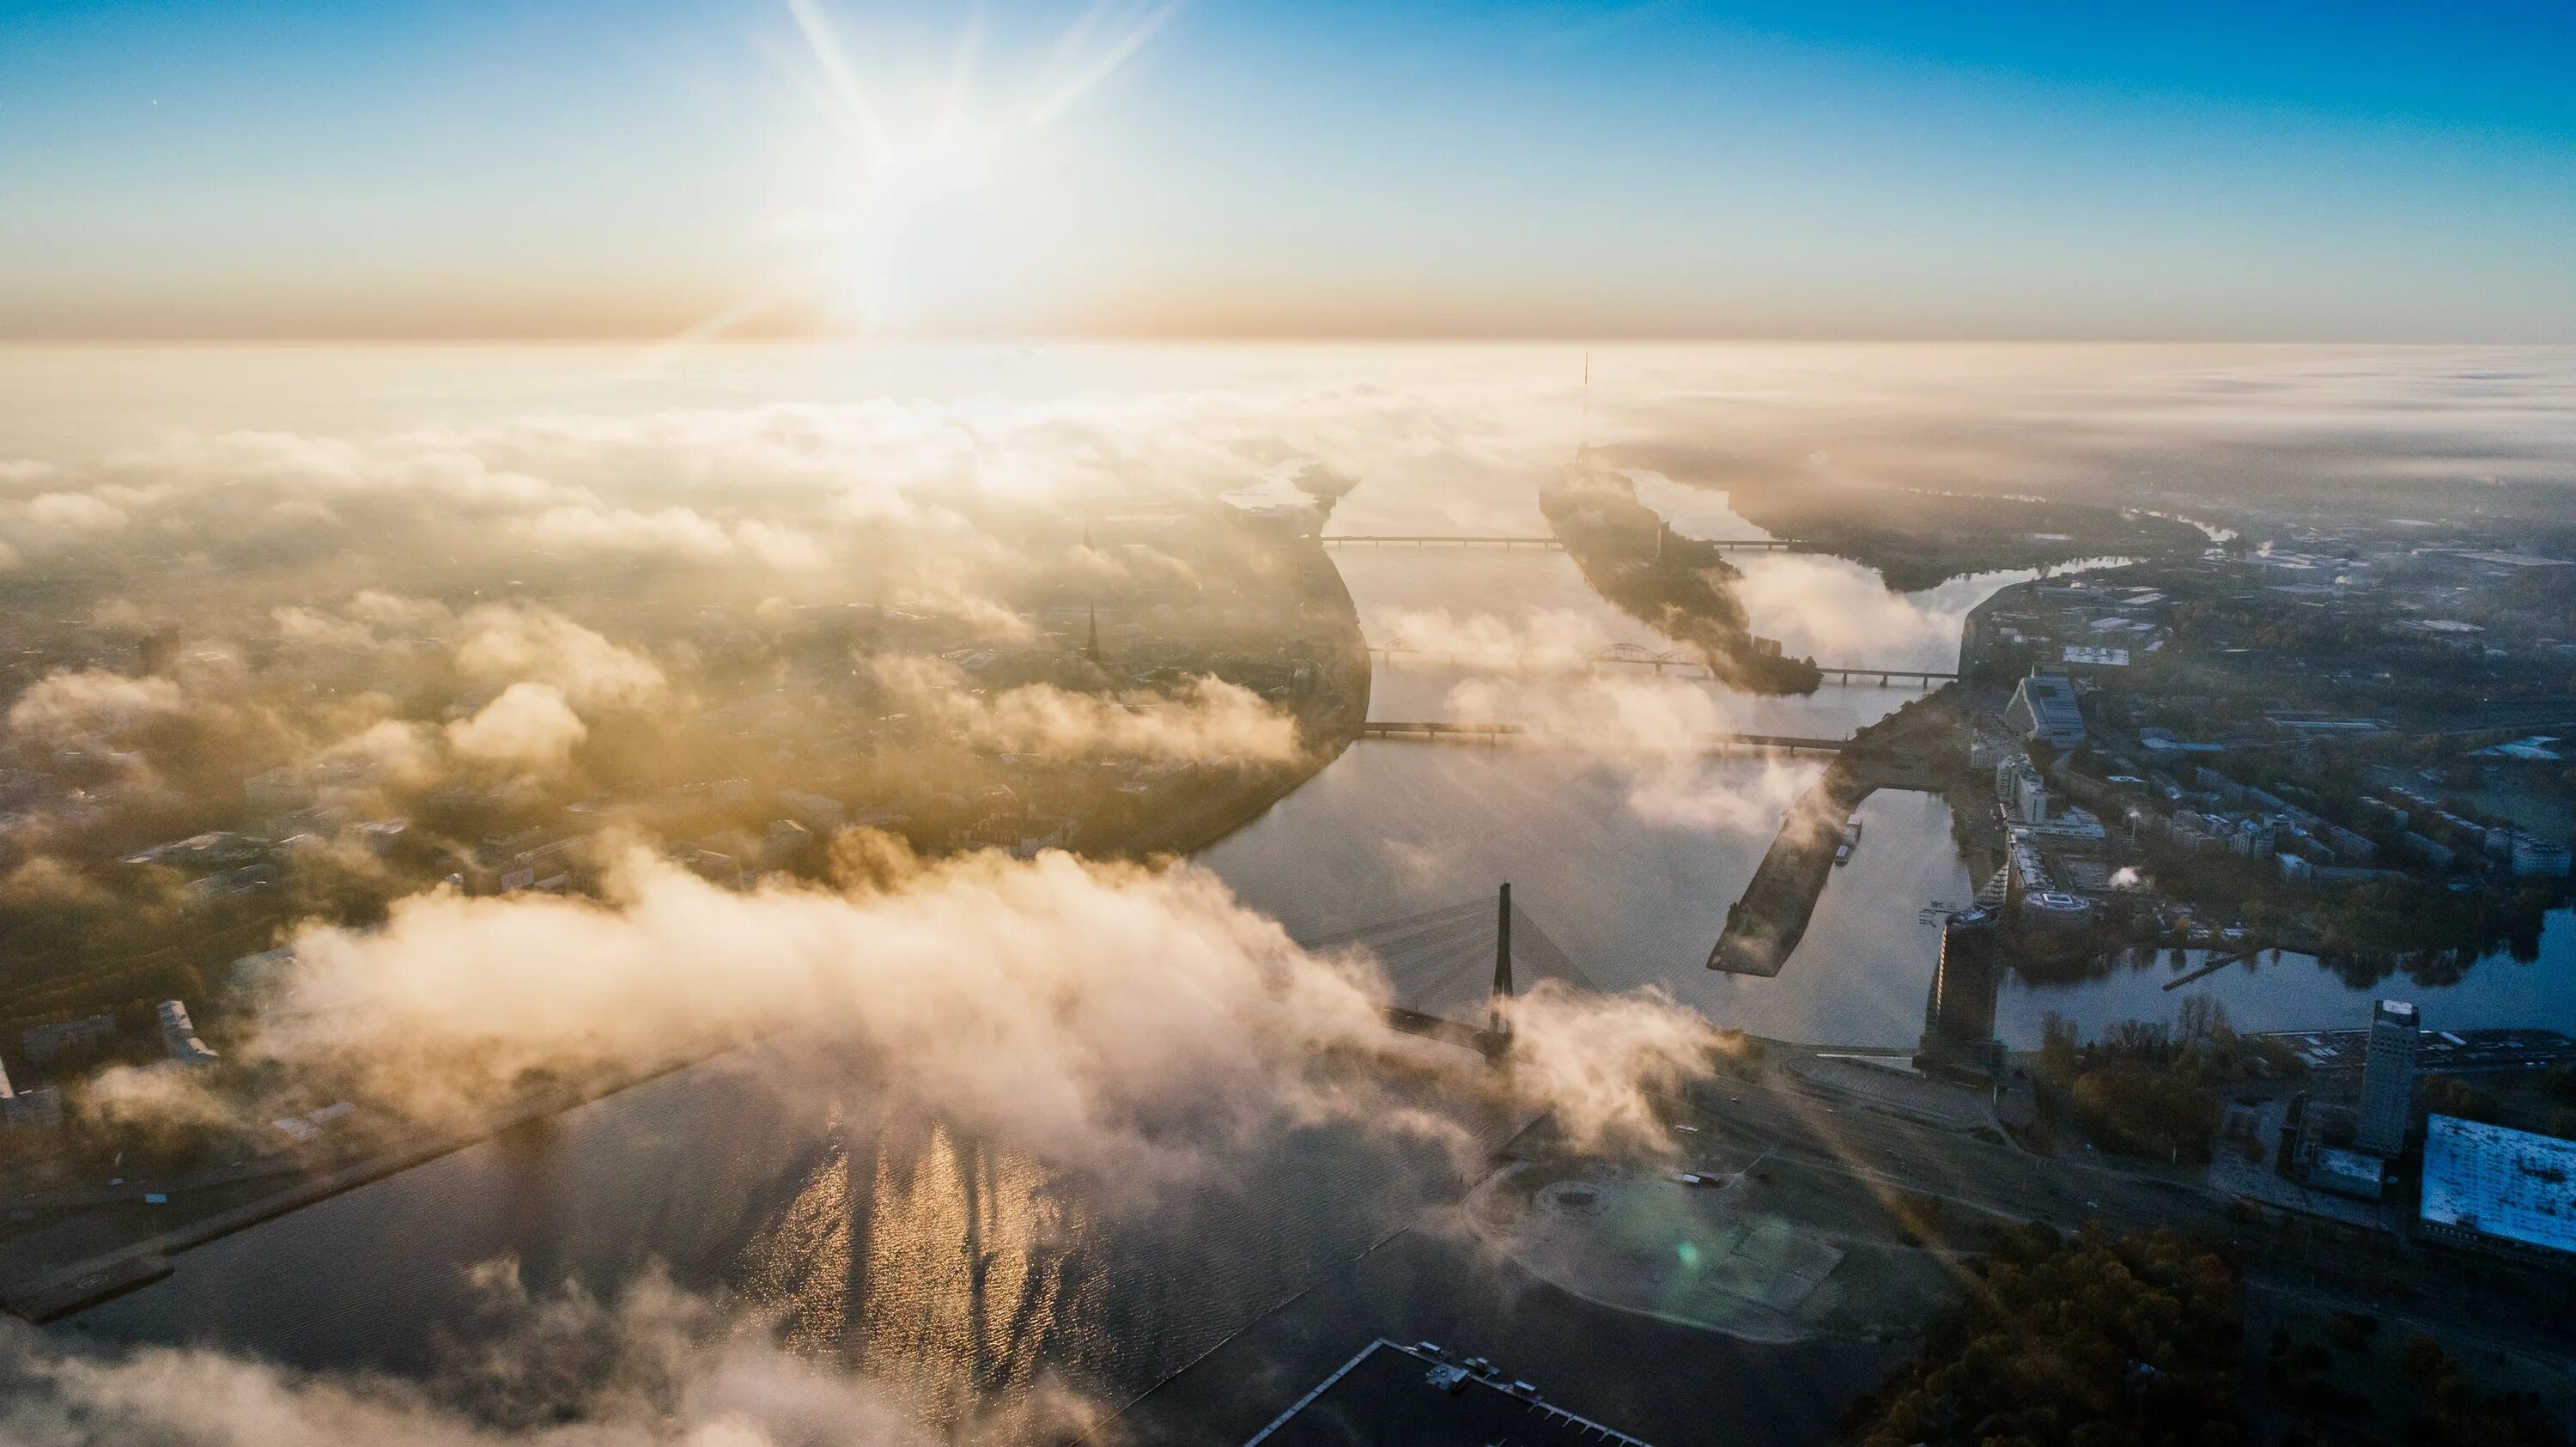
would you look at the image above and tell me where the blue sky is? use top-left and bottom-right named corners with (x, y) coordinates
top-left (2, 0), bottom-right (2571, 339)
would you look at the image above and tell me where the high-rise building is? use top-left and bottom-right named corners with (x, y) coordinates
top-left (1918, 906), bottom-right (2004, 1077)
top-left (2357, 999), bottom-right (2420, 1157)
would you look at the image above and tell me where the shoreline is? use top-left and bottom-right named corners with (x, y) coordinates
top-left (0, 1045), bottom-right (717, 1323)
top-left (1709, 691), bottom-right (1972, 976)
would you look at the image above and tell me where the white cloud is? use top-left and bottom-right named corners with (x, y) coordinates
top-left (453, 606), bottom-right (667, 712)
top-left (445, 682), bottom-right (587, 769)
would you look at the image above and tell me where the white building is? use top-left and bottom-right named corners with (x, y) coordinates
top-left (2420, 1115), bottom-right (2576, 1262)
top-left (2356, 999), bottom-right (2419, 1157)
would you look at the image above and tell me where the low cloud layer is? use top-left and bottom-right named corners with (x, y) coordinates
top-left (1439, 673), bottom-right (1817, 833)
top-left (238, 843), bottom-right (1712, 1176)
top-left (870, 656), bottom-right (1303, 765)
top-left (0, 1264), bottom-right (1084, 1447)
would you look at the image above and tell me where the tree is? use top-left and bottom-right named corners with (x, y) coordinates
top-left (2039, 1012), bottom-right (2081, 1087)
top-left (1843, 1225), bottom-right (2244, 1447)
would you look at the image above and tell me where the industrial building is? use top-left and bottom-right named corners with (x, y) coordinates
top-left (2004, 672), bottom-right (2086, 747)
top-left (2417, 1116), bottom-right (2576, 1264)
top-left (2356, 1000), bottom-right (2419, 1157)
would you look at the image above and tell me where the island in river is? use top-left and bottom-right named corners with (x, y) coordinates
top-left (1540, 453), bottom-right (1826, 693)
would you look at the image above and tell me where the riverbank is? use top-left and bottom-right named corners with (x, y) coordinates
top-left (1092, 532), bottom-right (1375, 860)
top-left (1710, 691), bottom-right (1975, 976)
top-left (0, 1043), bottom-right (726, 1323)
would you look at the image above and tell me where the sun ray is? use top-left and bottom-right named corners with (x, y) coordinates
top-left (786, 0), bottom-right (891, 161)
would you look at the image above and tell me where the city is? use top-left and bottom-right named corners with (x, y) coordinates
top-left (3, 4), bottom-right (2575, 1447)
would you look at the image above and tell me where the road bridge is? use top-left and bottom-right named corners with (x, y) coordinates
top-left (1358, 720), bottom-right (1847, 753)
top-left (1321, 534), bottom-right (1801, 552)
top-left (1363, 642), bottom-right (1954, 685)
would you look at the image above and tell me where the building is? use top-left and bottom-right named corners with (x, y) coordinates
top-left (0, 1055), bottom-right (64, 1131)
top-left (2004, 672), bottom-right (2086, 747)
top-left (22, 1013), bottom-right (116, 1067)
top-left (2356, 1000), bottom-right (2419, 1157)
top-left (2418, 1115), bottom-right (2576, 1263)
top-left (2511, 835), bottom-right (2573, 879)
top-left (2304, 1145), bottom-right (2386, 1200)
top-left (157, 1000), bottom-right (221, 1067)
top-left (1231, 1339), bottom-right (1656, 1447)
top-left (1917, 907), bottom-right (2005, 1077)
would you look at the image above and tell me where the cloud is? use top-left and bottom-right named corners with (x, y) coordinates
top-left (5, 668), bottom-right (185, 748)
top-left (1366, 606), bottom-right (1624, 669)
top-left (0, 1264), bottom-right (1084, 1447)
top-left (1728, 554), bottom-right (1984, 663)
top-left (349, 590), bottom-right (456, 634)
top-left (453, 606), bottom-right (668, 712)
top-left (24, 490), bottom-right (128, 532)
top-left (0, 489), bottom-right (134, 562)
top-left (513, 505), bottom-right (829, 570)
top-left (871, 656), bottom-right (1302, 763)
top-left (108, 429), bottom-right (593, 510)
top-left (273, 605), bottom-right (377, 648)
top-left (445, 683), bottom-right (587, 769)
top-left (1437, 673), bottom-right (1817, 832)
top-left (231, 845), bottom-right (1710, 1177)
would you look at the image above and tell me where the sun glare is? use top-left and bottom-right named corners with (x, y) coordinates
top-left (755, 0), bottom-right (1177, 337)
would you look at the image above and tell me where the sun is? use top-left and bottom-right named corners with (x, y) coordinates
top-left (735, 0), bottom-right (1182, 337)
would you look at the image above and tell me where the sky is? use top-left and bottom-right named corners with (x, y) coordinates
top-left (2, 0), bottom-right (2573, 342)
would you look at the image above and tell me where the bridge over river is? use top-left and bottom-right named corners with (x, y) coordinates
top-left (1358, 720), bottom-right (1848, 754)
top-left (1299, 885), bottom-right (1596, 1059)
top-left (1322, 534), bottom-right (1801, 552)
top-left (1365, 641), bottom-right (1954, 686)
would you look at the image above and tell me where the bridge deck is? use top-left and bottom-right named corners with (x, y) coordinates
top-left (1358, 720), bottom-right (1846, 751)
top-left (1321, 534), bottom-right (1799, 550)
top-left (1361, 647), bottom-right (1954, 683)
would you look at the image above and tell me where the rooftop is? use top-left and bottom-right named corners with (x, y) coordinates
top-left (1244, 1340), bottom-right (1653, 1447)
top-left (2419, 1115), bottom-right (2576, 1259)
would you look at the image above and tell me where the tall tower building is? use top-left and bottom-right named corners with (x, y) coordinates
top-left (2357, 999), bottom-right (2420, 1157)
top-left (1918, 906), bottom-right (2004, 1077)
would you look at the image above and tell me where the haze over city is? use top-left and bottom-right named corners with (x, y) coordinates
top-left (3, 4), bottom-right (2575, 1447)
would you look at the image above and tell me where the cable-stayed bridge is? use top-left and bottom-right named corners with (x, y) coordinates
top-left (1297, 885), bottom-right (1595, 1059)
